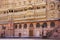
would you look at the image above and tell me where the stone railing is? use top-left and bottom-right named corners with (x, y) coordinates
top-left (46, 26), bottom-right (60, 38)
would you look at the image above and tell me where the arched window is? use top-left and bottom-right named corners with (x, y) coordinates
top-left (37, 7), bottom-right (40, 9)
top-left (30, 23), bottom-right (33, 27)
top-left (24, 24), bottom-right (27, 29)
top-left (2, 25), bottom-right (6, 30)
top-left (19, 24), bottom-right (22, 29)
top-left (36, 23), bottom-right (40, 28)
top-left (28, 7), bottom-right (33, 10)
top-left (14, 24), bottom-right (17, 29)
top-left (42, 22), bottom-right (47, 28)
top-left (42, 6), bottom-right (45, 8)
top-left (50, 22), bottom-right (55, 27)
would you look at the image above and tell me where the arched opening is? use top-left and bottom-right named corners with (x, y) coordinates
top-left (42, 22), bottom-right (47, 28)
top-left (30, 23), bottom-right (33, 27)
top-left (19, 24), bottom-right (22, 29)
top-left (14, 24), bottom-right (17, 29)
top-left (2, 25), bottom-right (6, 30)
top-left (36, 23), bottom-right (40, 28)
top-left (24, 24), bottom-right (27, 29)
top-left (50, 22), bottom-right (55, 27)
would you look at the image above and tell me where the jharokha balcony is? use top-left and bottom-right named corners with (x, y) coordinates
top-left (0, 0), bottom-right (60, 39)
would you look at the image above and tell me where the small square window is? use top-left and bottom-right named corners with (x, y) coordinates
top-left (43, 6), bottom-right (45, 8)
top-left (9, 10), bottom-right (13, 12)
top-left (24, 8), bottom-right (27, 11)
top-left (4, 11), bottom-right (6, 14)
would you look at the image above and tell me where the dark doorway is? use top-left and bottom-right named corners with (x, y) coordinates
top-left (19, 33), bottom-right (21, 37)
top-left (1, 33), bottom-right (5, 38)
top-left (29, 30), bottom-right (33, 37)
